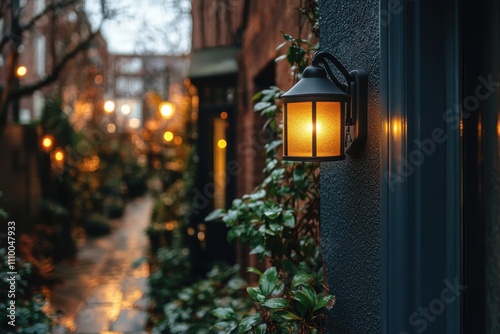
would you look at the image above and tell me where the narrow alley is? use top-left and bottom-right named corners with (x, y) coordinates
top-left (49, 196), bottom-right (153, 334)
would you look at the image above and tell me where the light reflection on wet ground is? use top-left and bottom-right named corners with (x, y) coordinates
top-left (49, 196), bottom-right (153, 334)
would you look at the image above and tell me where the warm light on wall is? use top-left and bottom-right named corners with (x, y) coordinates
top-left (220, 111), bottom-right (228, 119)
top-left (281, 51), bottom-right (367, 161)
top-left (160, 102), bottom-right (175, 119)
top-left (16, 66), bottom-right (27, 77)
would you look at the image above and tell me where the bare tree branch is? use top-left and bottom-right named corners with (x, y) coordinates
top-left (9, 27), bottom-right (101, 99)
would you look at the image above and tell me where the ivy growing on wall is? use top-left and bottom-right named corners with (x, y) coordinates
top-left (206, 1), bottom-right (335, 333)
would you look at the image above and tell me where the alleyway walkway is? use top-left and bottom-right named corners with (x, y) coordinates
top-left (49, 196), bottom-right (153, 334)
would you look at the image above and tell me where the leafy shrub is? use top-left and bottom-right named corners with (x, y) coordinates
top-left (0, 248), bottom-right (55, 334)
top-left (152, 264), bottom-right (252, 334)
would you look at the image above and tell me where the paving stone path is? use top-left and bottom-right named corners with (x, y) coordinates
top-left (49, 196), bottom-right (153, 334)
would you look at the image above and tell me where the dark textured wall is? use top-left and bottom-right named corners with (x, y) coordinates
top-left (318, 1), bottom-right (381, 333)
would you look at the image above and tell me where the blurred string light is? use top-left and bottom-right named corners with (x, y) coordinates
top-left (160, 102), bottom-right (175, 119)
top-left (173, 136), bottom-right (183, 145)
top-left (78, 155), bottom-right (100, 172)
top-left (217, 139), bottom-right (227, 149)
top-left (129, 118), bottom-right (141, 129)
top-left (94, 74), bottom-right (103, 84)
top-left (107, 123), bottom-right (116, 133)
top-left (16, 66), bottom-right (27, 77)
top-left (121, 104), bottom-right (131, 115)
top-left (41, 135), bottom-right (53, 150)
top-left (54, 149), bottom-right (65, 162)
top-left (163, 131), bottom-right (174, 142)
top-left (104, 100), bottom-right (115, 113)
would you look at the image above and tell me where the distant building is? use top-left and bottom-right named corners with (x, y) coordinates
top-left (106, 54), bottom-right (188, 132)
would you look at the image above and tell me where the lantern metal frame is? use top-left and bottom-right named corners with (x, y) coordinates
top-left (281, 51), bottom-right (368, 161)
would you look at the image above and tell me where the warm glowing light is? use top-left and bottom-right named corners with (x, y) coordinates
top-left (54, 150), bottom-right (64, 162)
top-left (307, 122), bottom-right (322, 133)
top-left (121, 104), bottom-right (131, 115)
top-left (220, 111), bottom-right (228, 119)
top-left (173, 136), bottom-right (183, 145)
top-left (497, 119), bottom-right (500, 137)
top-left (165, 221), bottom-right (177, 231)
top-left (392, 119), bottom-right (401, 135)
top-left (187, 227), bottom-right (195, 236)
top-left (197, 231), bottom-right (206, 241)
top-left (163, 131), bottom-right (174, 142)
top-left (104, 101), bottom-right (115, 113)
top-left (41, 136), bottom-right (53, 150)
top-left (107, 123), bottom-right (116, 133)
top-left (95, 75), bottom-right (103, 84)
top-left (16, 66), bottom-right (27, 77)
top-left (217, 139), bottom-right (227, 149)
top-left (160, 102), bottom-right (175, 119)
top-left (129, 118), bottom-right (140, 129)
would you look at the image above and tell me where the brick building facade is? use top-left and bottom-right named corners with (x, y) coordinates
top-left (190, 0), bottom-right (305, 198)
top-left (189, 0), bottom-right (312, 273)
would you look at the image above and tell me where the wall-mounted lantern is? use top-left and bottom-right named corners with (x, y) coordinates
top-left (281, 51), bottom-right (368, 161)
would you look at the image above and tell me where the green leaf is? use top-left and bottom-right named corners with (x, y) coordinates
top-left (265, 140), bottom-right (282, 153)
top-left (238, 314), bottom-right (261, 332)
top-left (227, 225), bottom-right (245, 242)
top-left (222, 209), bottom-right (239, 226)
top-left (246, 267), bottom-right (263, 276)
top-left (254, 323), bottom-right (267, 334)
top-left (313, 294), bottom-right (335, 312)
top-left (249, 244), bottom-right (265, 255)
top-left (283, 211), bottom-right (295, 228)
top-left (242, 189), bottom-right (266, 201)
top-left (292, 286), bottom-right (317, 309)
top-left (251, 91), bottom-right (263, 102)
top-left (283, 32), bottom-right (294, 41)
top-left (211, 307), bottom-right (236, 320)
top-left (262, 298), bottom-right (290, 309)
top-left (247, 287), bottom-right (265, 302)
top-left (275, 54), bottom-right (287, 62)
top-left (205, 208), bottom-right (225, 222)
top-left (264, 207), bottom-right (282, 220)
top-left (261, 105), bottom-right (277, 116)
top-left (271, 310), bottom-right (301, 321)
top-left (254, 101), bottom-right (272, 112)
top-left (291, 272), bottom-right (314, 288)
top-left (276, 41), bottom-right (287, 50)
top-left (259, 267), bottom-right (278, 296)
top-left (211, 321), bottom-right (238, 333)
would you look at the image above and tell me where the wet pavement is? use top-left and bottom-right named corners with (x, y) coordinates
top-left (49, 196), bottom-right (153, 334)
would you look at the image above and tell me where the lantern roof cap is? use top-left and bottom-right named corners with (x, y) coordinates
top-left (281, 65), bottom-right (350, 101)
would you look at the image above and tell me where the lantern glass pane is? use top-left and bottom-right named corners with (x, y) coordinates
top-left (287, 102), bottom-right (312, 157)
top-left (317, 101), bottom-right (342, 157)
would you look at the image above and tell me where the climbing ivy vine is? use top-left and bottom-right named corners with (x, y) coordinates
top-left (206, 1), bottom-right (335, 333)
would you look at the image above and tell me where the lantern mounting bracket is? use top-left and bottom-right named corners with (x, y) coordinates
top-left (311, 51), bottom-right (368, 156)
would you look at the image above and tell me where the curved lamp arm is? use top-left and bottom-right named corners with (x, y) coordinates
top-left (312, 51), bottom-right (352, 94)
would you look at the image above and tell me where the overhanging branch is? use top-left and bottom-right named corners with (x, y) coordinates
top-left (9, 28), bottom-right (101, 99)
